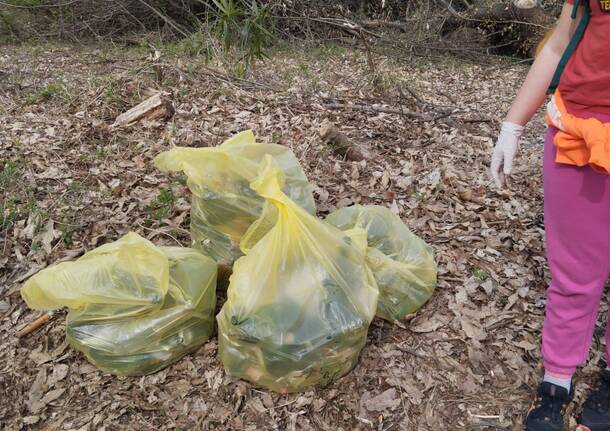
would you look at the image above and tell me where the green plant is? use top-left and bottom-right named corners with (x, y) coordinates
top-left (310, 44), bottom-right (347, 61)
top-left (69, 180), bottom-right (83, 192)
top-left (211, 0), bottom-right (273, 70)
top-left (153, 187), bottom-right (176, 221)
top-left (25, 83), bottom-right (63, 105)
top-left (0, 160), bottom-right (19, 189)
top-left (30, 240), bottom-right (41, 253)
top-left (0, 11), bottom-right (17, 41)
top-left (176, 174), bottom-right (187, 186)
top-left (473, 269), bottom-right (488, 282)
top-left (102, 77), bottom-right (124, 107)
top-left (298, 62), bottom-right (311, 78)
top-left (95, 147), bottom-right (109, 159)
top-left (0, 198), bottom-right (18, 231)
top-left (176, 27), bottom-right (214, 59)
top-left (54, 212), bottom-right (81, 249)
top-left (59, 224), bottom-right (74, 246)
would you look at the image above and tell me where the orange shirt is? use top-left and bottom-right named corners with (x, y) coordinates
top-left (547, 90), bottom-right (610, 173)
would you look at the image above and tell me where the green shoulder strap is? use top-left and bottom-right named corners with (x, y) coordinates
top-left (548, 0), bottom-right (591, 94)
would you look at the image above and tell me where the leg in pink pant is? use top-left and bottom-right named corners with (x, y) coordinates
top-left (542, 121), bottom-right (610, 375)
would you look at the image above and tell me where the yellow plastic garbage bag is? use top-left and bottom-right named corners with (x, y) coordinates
top-left (326, 205), bottom-right (437, 321)
top-left (154, 130), bottom-right (315, 267)
top-left (21, 232), bottom-right (217, 376)
top-left (217, 156), bottom-right (378, 394)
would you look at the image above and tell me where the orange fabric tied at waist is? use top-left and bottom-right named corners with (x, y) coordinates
top-left (546, 91), bottom-right (610, 174)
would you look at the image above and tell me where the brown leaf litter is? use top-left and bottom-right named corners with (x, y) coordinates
top-left (1, 42), bottom-right (607, 430)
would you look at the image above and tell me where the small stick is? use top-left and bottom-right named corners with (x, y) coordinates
top-left (397, 345), bottom-right (428, 359)
top-left (324, 102), bottom-right (454, 122)
top-left (462, 117), bottom-right (494, 124)
top-left (16, 312), bottom-right (55, 338)
top-left (324, 102), bottom-right (428, 119)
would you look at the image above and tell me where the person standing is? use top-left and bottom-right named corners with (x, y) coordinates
top-left (490, 1), bottom-right (610, 430)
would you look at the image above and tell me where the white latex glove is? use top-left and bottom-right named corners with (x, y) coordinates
top-left (490, 121), bottom-right (525, 188)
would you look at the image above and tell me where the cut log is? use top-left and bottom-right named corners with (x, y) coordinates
top-left (112, 93), bottom-right (175, 127)
top-left (319, 122), bottom-right (371, 162)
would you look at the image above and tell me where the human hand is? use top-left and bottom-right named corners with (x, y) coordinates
top-left (490, 121), bottom-right (525, 188)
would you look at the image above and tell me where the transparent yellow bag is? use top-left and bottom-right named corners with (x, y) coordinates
top-left (217, 156), bottom-right (378, 394)
top-left (154, 130), bottom-right (315, 267)
top-left (326, 205), bottom-right (437, 321)
top-left (21, 232), bottom-right (217, 376)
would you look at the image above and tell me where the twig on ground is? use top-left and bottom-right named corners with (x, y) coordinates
top-left (16, 312), bottom-right (55, 338)
top-left (0, 0), bottom-right (79, 8)
top-left (462, 117), bottom-right (493, 124)
top-left (396, 344), bottom-right (428, 359)
top-left (324, 102), bottom-right (454, 122)
top-left (360, 19), bottom-right (407, 31)
top-left (402, 85), bottom-right (425, 105)
top-left (136, 222), bottom-right (183, 246)
top-left (185, 66), bottom-right (276, 91)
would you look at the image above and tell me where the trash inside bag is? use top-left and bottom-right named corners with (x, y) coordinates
top-left (154, 130), bottom-right (315, 267)
top-left (326, 205), bottom-right (437, 321)
top-left (21, 232), bottom-right (217, 376)
top-left (217, 156), bottom-right (378, 393)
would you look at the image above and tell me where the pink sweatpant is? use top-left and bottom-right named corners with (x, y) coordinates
top-left (542, 112), bottom-right (610, 375)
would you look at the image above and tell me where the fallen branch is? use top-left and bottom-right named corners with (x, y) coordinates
top-left (360, 19), bottom-right (407, 31)
top-left (324, 102), bottom-right (453, 122)
top-left (275, 15), bottom-right (392, 43)
top-left (461, 117), bottom-right (493, 124)
top-left (16, 312), bottom-right (55, 338)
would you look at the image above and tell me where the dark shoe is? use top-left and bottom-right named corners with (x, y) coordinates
top-left (526, 381), bottom-right (573, 431)
top-left (578, 370), bottom-right (610, 431)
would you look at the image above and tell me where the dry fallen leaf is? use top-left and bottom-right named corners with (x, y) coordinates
top-left (40, 219), bottom-right (60, 254)
top-left (458, 188), bottom-right (473, 201)
top-left (28, 348), bottom-right (53, 366)
top-left (41, 388), bottom-right (66, 405)
top-left (22, 416), bottom-right (40, 425)
top-left (26, 368), bottom-right (47, 414)
top-left (248, 397), bottom-right (267, 414)
top-left (48, 364), bottom-right (69, 386)
top-left (410, 315), bottom-right (445, 333)
top-left (364, 388), bottom-right (401, 412)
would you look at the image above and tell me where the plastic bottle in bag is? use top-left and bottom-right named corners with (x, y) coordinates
top-left (154, 130), bottom-right (315, 268)
top-left (217, 156), bottom-right (378, 393)
top-left (21, 232), bottom-right (217, 376)
top-left (326, 205), bottom-right (437, 321)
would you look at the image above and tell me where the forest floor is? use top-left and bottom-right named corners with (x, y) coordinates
top-left (0, 40), bottom-right (605, 431)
